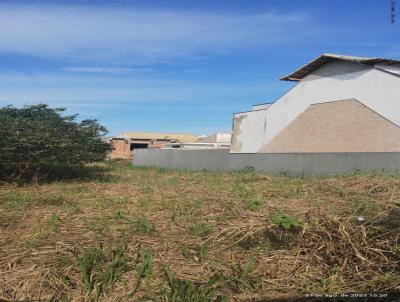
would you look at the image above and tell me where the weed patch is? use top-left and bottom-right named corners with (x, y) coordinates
top-left (76, 244), bottom-right (129, 299)
top-left (163, 268), bottom-right (227, 302)
top-left (271, 211), bottom-right (302, 229)
top-left (2, 191), bottom-right (36, 210)
top-left (23, 229), bottom-right (46, 247)
top-left (47, 212), bottom-right (61, 232)
top-left (1, 162), bottom-right (400, 301)
top-left (41, 194), bottom-right (69, 206)
top-left (189, 221), bottom-right (213, 237)
top-left (128, 248), bottom-right (153, 297)
top-left (130, 217), bottom-right (155, 234)
top-left (351, 198), bottom-right (378, 215)
top-left (224, 255), bottom-right (260, 291)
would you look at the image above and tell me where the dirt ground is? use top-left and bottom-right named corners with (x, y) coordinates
top-left (0, 161), bottom-right (399, 301)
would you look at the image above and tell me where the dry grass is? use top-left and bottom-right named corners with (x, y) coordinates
top-left (0, 161), bottom-right (399, 301)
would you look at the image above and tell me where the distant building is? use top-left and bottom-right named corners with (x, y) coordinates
top-left (231, 53), bottom-right (400, 153)
top-left (164, 132), bottom-right (231, 149)
top-left (109, 131), bottom-right (198, 159)
top-left (197, 133), bottom-right (231, 144)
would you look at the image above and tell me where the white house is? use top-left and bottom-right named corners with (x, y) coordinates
top-left (231, 54), bottom-right (400, 153)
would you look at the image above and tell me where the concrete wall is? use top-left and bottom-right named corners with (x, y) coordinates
top-left (133, 149), bottom-right (400, 176)
top-left (231, 61), bottom-right (400, 153)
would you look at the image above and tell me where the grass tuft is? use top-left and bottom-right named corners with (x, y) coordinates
top-left (189, 221), bottom-right (213, 237)
top-left (76, 244), bottom-right (128, 299)
top-left (163, 268), bottom-right (227, 302)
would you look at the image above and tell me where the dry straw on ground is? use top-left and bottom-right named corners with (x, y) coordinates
top-left (0, 162), bottom-right (399, 301)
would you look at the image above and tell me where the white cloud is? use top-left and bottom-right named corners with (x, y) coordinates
top-left (62, 67), bottom-right (152, 73)
top-left (0, 71), bottom-right (284, 105)
top-left (0, 4), bottom-right (312, 62)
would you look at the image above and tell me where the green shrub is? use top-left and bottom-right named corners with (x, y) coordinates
top-left (0, 104), bottom-right (111, 182)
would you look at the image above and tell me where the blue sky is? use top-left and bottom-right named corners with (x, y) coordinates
top-left (0, 0), bottom-right (398, 136)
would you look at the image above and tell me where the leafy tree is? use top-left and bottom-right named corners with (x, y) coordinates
top-left (0, 104), bottom-right (111, 182)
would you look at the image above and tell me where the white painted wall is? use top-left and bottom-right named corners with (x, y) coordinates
top-left (231, 61), bottom-right (400, 153)
top-left (231, 110), bottom-right (267, 153)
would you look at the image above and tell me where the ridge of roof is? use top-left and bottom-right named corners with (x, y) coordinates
top-left (115, 131), bottom-right (198, 142)
top-left (280, 53), bottom-right (400, 81)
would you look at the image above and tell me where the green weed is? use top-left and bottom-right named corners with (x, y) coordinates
top-left (271, 211), bottom-right (302, 229)
top-left (115, 210), bottom-right (124, 220)
top-left (267, 211), bottom-right (303, 249)
top-left (41, 194), bottom-right (68, 206)
top-left (142, 185), bottom-right (154, 194)
top-left (137, 197), bottom-right (150, 209)
top-left (128, 248), bottom-right (153, 296)
top-left (23, 229), bottom-right (46, 247)
top-left (103, 245), bottom-right (129, 286)
top-left (225, 255), bottom-right (260, 291)
top-left (85, 216), bottom-right (111, 234)
top-left (233, 176), bottom-right (264, 212)
top-left (3, 192), bottom-right (36, 210)
top-left (369, 272), bottom-right (398, 289)
top-left (47, 212), bottom-right (61, 232)
top-left (0, 211), bottom-right (14, 227)
top-left (189, 221), bottom-right (213, 237)
top-left (391, 244), bottom-right (400, 254)
top-left (352, 199), bottom-right (377, 215)
top-left (117, 214), bottom-right (155, 234)
top-left (130, 217), bottom-right (155, 234)
top-left (62, 202), bottom-right (81, 215)
top-left (162, 268), bottom-right (227, 302)
top-left (244, 196), bottom-right (263, 212)
top-left (237, 235), bottom-right (269, 251)
top-left (76, 244), bottom-right (128, 299)
top-left (163, 177), bottom-right (179, 186)
top-left (95, 196), bottom-right (114, 209)
top-left (77, 247), bottom-right (104, 295)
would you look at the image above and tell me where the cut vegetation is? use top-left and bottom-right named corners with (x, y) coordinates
top-left (0, 161), bottom-right (399, 301)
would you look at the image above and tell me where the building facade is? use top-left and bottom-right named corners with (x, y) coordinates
top-left (109, 132), bottom-right (198, 159)
top-left (231, 54), bottom-right (400, 153)
top-left (164, 132), bottom-right (231, 149)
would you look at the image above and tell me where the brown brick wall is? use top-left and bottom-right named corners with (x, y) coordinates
top-left (259, 99), bottom-right (400, 153)
top-left (110, 139), bottom-right (171, 159)
top-left (110, 139), bottom-right (131, 159)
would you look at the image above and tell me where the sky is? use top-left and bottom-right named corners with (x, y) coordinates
top-left (0, 0), bottom-right (399, 136)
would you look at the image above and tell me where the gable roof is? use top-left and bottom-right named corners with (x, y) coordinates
top-left (280, 53), bottom-right (400, 81)
top-left (115, 131), bottom-right (198, 142)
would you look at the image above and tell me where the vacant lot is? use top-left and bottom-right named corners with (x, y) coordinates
top-left (0, 161), bottom-right (399, 301)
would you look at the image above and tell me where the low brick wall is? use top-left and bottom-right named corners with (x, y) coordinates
top-left (132, 149), bottom-right (400, 176)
